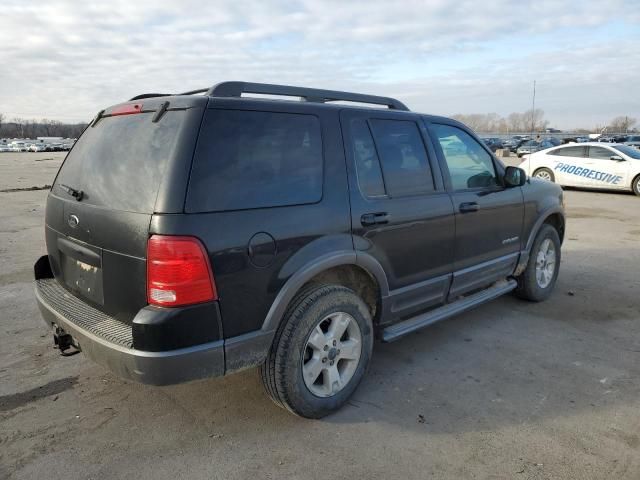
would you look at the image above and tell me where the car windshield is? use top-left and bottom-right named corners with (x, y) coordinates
top-left (612, 145), bottom-right (640, 159)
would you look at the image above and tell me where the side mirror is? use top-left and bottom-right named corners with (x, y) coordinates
top-left (610, 155), bottom-right (625, 161)
top-left (504, 166), bottom-right (527, 187)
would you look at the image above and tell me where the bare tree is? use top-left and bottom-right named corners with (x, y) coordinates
top-left (609, 116), bottom-right (637, 133)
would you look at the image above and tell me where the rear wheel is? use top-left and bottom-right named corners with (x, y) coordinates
top-left (260, 284), bottom-right (373, 418)
top-left (515, 224), bottom-right (561, 302)
top-left (533, 168), bottom-right (555, 183)
top-left (632, 174), bottom-right (640, 196)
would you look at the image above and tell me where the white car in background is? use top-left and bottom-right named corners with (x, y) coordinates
top-left (520, 142), bottom-right (640, 196)
top-left (29, 144), bottom-right (47, 152)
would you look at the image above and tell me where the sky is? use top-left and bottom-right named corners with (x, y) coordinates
top-left (1, 0), bottom-right (639, 129)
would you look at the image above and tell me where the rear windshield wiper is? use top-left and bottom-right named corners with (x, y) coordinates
top-left (59, 184), bottom-right (84, 201)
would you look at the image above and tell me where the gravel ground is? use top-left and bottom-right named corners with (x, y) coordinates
top-left (1, 152), bottom-right (639, 479)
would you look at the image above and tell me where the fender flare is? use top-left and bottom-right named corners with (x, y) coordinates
top-left (260, 251), bottom-right (389, 333)
top-left (514, 206), bottom-right (565, 276)
top-left (525, 206), bottom-right (565, 253)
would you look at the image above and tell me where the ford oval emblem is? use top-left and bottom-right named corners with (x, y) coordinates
top-left (68, 214), bottom-right (79, 228)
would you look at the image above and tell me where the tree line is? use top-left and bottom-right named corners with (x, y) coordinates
top-left (450, 110), bottom-right (638, 135)
top-left (0, 113), bottom-right (88, 139)
top-left (0, 110), bottom-right (637, 138)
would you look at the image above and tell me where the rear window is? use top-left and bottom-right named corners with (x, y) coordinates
top-left (52, 111), bottom-right (184, 213)
top-left (186, 109), bottom-right (323, 212)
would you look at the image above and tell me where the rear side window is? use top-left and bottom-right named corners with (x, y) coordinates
top-left (187, 110), bottom-right (323, 212)
top-left (369, 119), bottom-right (435, 197)
top-left (53, 112), bottom-right (184, 213)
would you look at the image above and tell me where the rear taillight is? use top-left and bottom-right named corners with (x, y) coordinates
top-left (146, 235), bottom-right (217, 307)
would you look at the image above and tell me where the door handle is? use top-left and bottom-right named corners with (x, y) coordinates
top-left (361, 212), bottom-right (389, 226)
top-left (459, 202), bottom-right (479, 213)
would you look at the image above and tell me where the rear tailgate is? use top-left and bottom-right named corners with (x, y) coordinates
top-left (45, 99), bottom-right (204, 323)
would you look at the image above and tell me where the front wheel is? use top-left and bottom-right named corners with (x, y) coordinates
top-left (533, 168), bottom-right (555, 182)
top-left (515, 224), bottom-right (561, 302)
top-left (260, 284), bottom-right (374, 418)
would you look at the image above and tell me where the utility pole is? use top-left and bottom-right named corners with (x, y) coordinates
top-left (530, 80), bottom-right (536, 137)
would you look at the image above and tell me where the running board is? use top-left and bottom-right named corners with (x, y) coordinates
top-left (381, 279), bottom-right (518, 342)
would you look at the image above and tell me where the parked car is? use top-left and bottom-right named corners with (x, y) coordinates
top-left (543, 137), bottom-right (561, 147)
top-left (520, 142), bottom-right (640, 195)
top-left (29, 144), bottom-right (47, 152)
top-left (507, 137), bottom-right (531, 153)
top-left (0, 144), bottom-right (11, 152)
top-left (516, 140), bottom-right (543, 157)
top-left (482, 137), bottom-right (504, 152)
top-left (623, 135), bottom-right (640, 148)
top-left (35, 81), bottom-right (565, 418)
top-left (10, 142), bottom-right (28, 152)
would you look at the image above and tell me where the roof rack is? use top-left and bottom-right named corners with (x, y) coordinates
top-left (128, 81), bottom-right (409, 110)
top-left (207, 81), bottom-right (409, 111)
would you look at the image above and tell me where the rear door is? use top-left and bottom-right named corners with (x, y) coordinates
top-left (427, 121), bottom-right (524, 298)
top-left (341, 110), bottom-right (455, 321)
top-left (46, 103), bottom-right (201, 323)
top-left (543, 145), bottom-right (587, 186)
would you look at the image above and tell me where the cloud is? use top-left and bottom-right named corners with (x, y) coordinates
top-left (0, 0), bottom-right (639, 128)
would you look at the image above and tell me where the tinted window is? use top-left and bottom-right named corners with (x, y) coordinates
top-left (369, 119), bottom-right (434, 197)
top-left (432, 124), bottom-right (498, 190)
top-left (350, 119), bottom-right (385, 197)
top-left (53, 112), bottom-right (184, 213)
top-left (187, 110), bottom-right (323, 212)
top-left (589, 146), bottom-right (614, 159)
top-left (549, 146), bottom-right (586, 157)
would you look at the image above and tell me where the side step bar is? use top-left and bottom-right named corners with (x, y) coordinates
top-left (381, 279), bottom-right (518, 342)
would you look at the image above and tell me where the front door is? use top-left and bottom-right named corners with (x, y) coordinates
top-left (340, 110), bottom-right (455, 322)
top-left (427, 121), bottom-right (524, 298)
top-left (583, 145), bottom-right (629, 189)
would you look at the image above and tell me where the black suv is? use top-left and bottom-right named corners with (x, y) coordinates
top-left (35, 82), bottom-right (565, 418)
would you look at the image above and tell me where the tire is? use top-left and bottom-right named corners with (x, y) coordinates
top-left (515, 224), bottom-right (561, 302)
top-left (260, 284), bottom-right (374, 419)
top-left (632, 174), bottom-right (640, 196)
top-left (533, 168), bottom-right (555, 182)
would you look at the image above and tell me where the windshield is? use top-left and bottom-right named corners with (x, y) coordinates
top-left (612, 145), bottom-right (640, 159)
top-left (52, 111), bottom-right (185, 213)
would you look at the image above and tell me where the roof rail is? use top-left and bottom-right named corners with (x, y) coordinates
top-left (127, 82), bottom-right (410, 110)
top-left (206, 81), bottom-right (410, 111)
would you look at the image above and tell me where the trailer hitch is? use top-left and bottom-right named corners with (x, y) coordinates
top-left (53, 325), bottom-right (80, 357)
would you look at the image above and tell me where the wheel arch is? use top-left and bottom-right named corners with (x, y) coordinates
top-left (525, 207), bottom-right (565, 253)
top-left (514, 206), bottom-right (565, 277)
top-left (260, 252), bottom-right (389, 333)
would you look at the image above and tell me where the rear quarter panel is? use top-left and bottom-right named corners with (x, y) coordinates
top-left (151, 104), bottom-right (352, 338)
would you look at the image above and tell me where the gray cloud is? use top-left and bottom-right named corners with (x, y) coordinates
top-left (1, 0), bottom-right (639, 128)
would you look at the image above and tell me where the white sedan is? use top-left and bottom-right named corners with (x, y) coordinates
top-left (520, 142), bottom-right (640, 196)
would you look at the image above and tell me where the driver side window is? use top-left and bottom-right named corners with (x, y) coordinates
top-left (432, 124), bottom-right (498, 190)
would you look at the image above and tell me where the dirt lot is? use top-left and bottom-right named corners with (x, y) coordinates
top-left (1, 152), bottom-right (639, 479)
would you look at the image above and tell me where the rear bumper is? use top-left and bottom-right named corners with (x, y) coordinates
top-left (35, 278), bottom-right (224, 385)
